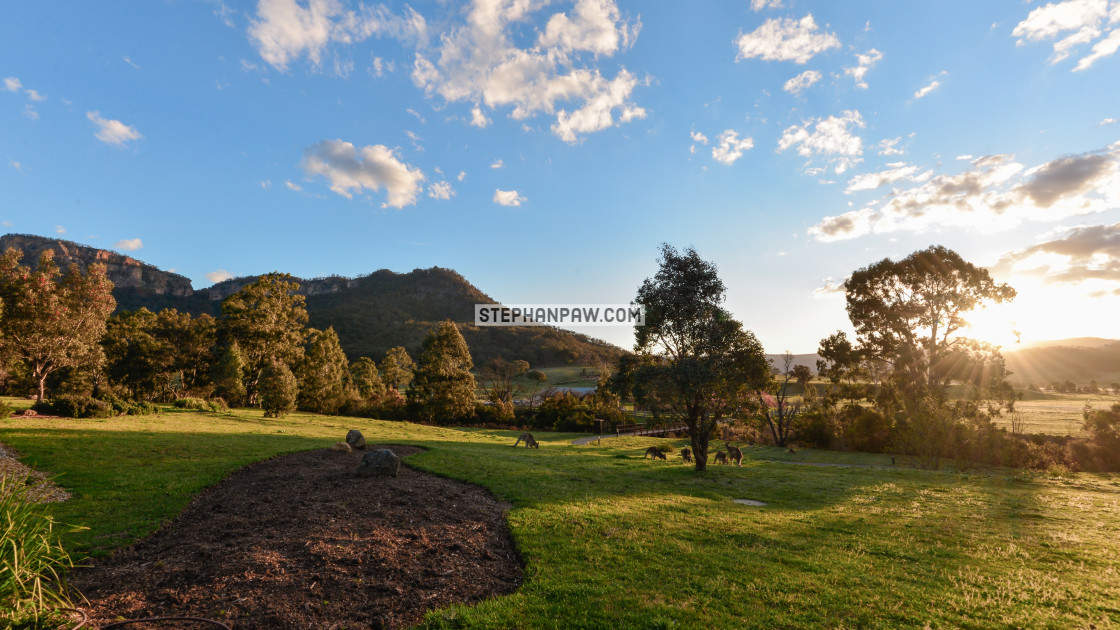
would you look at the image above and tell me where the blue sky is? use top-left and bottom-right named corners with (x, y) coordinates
top-left (2, 0), bottom-right (1119, 353)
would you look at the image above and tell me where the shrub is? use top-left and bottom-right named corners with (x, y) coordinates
top-left (0, 474), bottom-right (84, 626)
top-left (32, 395), bottom-right (113, 419)
top-left (0, 402), bottom-right (12, 420)
top-left (654, 442), bottom-right (675, 454)
top-left (172, 397), bottom-right (227, 412)
top-left (260, 362), bottom-right (298, 418)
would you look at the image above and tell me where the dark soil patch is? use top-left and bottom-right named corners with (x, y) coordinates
top-left (73, 446), bottom-right (522, 629)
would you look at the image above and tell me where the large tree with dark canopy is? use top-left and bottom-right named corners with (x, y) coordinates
top-left (620, 244), bottom-right (770, 471)
top-left (844, 245), bottom-right (1015, 389)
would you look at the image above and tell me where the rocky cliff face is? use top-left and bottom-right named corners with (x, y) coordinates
top-left (0, 234), bottom-right (195, 297)
top-left (202, 274), bottom-right (356, 301)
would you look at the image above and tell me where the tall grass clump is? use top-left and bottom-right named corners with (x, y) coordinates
top-left (0, 473), bottom-right (84, 627)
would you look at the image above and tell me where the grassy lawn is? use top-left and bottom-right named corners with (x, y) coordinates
top-left (2, 410), bottom-right (1119, 628)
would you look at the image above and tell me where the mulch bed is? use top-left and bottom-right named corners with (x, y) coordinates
top-left (73, 446), bottom-right (523, 629)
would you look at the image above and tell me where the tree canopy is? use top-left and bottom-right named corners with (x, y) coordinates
top-left (408, 321), bottom-right (477, 423)
top-left (621, 244), bottom-right (770, 471)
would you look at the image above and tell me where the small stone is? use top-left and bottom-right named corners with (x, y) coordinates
top-left (357, 449), bottom-right (400, 478)
top-left (332, 441), bottom-right (352, 453)
top-left (345, 429), bottom-right (366, 450)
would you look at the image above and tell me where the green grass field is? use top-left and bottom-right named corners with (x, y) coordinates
top-left (2, 408), bottom-right (1119, 628)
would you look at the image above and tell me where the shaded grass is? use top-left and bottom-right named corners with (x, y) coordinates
top-left (1, 410), bottom-right (1118, 628)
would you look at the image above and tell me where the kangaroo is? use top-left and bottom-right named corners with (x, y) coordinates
top-left (513, 432), bottom-right (539, 449)
top-left (714, 451), bottom-right (729, 465)
top-left (644, 446), bottom-right (667, 460)
top-left (726, 444), bottom-right (743, 466)
top-left (681, 447), bottom-right (693, 463)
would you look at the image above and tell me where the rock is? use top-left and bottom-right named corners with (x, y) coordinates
top-left (332, 441), bottom-right (352, 452)
top-left (357, 449), bottom-right (400, 478)
top-left (345, 429), bottom-right (366, 450)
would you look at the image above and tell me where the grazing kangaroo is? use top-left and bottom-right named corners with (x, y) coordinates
top-left (726, 444), bottom-right (743, 466)
top-left (681, 447), bottom-right (693, 463)
top-left (644, 446), bottom-right (667, 460)
top-left (513, 432), bottom-right (539, 449)
top-left (714, 451), bottom-right (729, 465)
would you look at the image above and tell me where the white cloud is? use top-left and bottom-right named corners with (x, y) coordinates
top-left (1012, 0), bottom-right (1120, 70)
top-left (206, 270), bottom-right (234, 283)
top-left (783, 69), bottom-right (821, 95)
top-left (711, 129), bottom-right (754, 165)
top-left (9, 160), bottom-right (23, 174)
top-left (913, 79), bottom-right (941, 100)
top-left (23, 105), bottom-right (39, 121)
top-left (494, 188), bottom-right (526, 206)
top-left (844, 162), bottom-right (931, 194)
top-left (55, 225), bottom-right (66, 234)
top-left (1100, 117), bottom-right (1118, 125)
top-left (25, 89), bottom-right (45, 102)
top-left (285, 180), bottom-right (302, 191)
top-left (300, 138), bottom-right (426, 207)
top-left (810, 146), bottom-right (1120, 241)
top-left (3, 77), bottom-right (21, 92)
top-left (123, 56), bottom-right (141, 70)
top-left (86, 111), bottom-right (143, 146)
top-left (428, 180), bottom-right (454, 200)
top-left (777, 109), bottom-right (865, 173)
top-left (412, 0), bottom-right (644, 144)
top-left (993, 222), bottom-right (1120, 287)
top-left (114, 238), bottom-right (143, 251)
top-left (690, 130), bottom-right (709, 144)
top-left (750, 0), bottom-right (783, 11)
top-left (457, 170), bottom-right (466, 181)
top-left (248, 0), bottom-right (427, 71)
top-left (470, 105), bottom-right (491, 128)
top-left (735, 14), bottom-right (841, 64)
top-left (812, 277), bottom-right (846, 297)
top-left (1074, 26), bottom-right (1120, 70)
top-left (843, 48), bottom-right (882, 89)
top-left (877, 136), bottom-right (904, 156)
top-left (490, 159), bottom-right (504, 169)
top-left (260, 180), bottom-right (272, 189)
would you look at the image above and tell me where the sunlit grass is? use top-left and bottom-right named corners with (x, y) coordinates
top-left (1, 409), bottom-right (1118, 628)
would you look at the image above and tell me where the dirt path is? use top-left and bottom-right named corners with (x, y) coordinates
top-left (73, 446), bottom-right (522, 629)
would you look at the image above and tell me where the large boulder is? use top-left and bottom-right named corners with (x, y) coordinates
top-left (345, 429), bottom-right (366, 450)
top-left (331, 441), bottom-right (352, 453)
top-left (357, 449), bottom-right (400, 478)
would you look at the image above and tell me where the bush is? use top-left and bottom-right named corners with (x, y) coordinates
top-left (0, 473), bottom-right (84, 626)
top-left (0, 401), bottom-right (12, 420)
top-left (654, 442), bottom-right (675, 454)
top-left (172, 397), bottom-right (226, 413)
top-left (32, 395), bottom-right (113, 419)
top-left (260, 362), bottom-right (298, 418)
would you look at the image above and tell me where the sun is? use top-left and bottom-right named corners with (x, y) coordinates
top-left (961, 302), bottom-right (1022, 349)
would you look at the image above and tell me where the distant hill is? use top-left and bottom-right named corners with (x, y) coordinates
top-left (766, 353), bottom-right (822, 375)
top-left (0, 233), bottom-right (624, 368)
top-left (1003, 340), bottom-right (1120, 387)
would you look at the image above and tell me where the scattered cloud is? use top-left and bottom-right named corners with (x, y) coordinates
top-left (690, 130), bottom-right (709, 144)
top-left (844, 162), bottom-right (932, 193)
top-left (877, 136), bottom-right (904, 156)
top-left (86, 111), bottom-right (143, 146)
top-left (9, 160), bottom-right (23, 174)
top-left (711, 129), bottom-right (754, 165)
top-left (206, 270), bottom-right (234, 283)
top-left (23, 105), bottom-right (39, 121)
top-left (812, 277), bottom-right (846, 297)
top-left (412, 0), bottom-right (644, 144)
top-left (470, 105), bottom-right (491, 128)
top-left (735, 14), bottom-right (841, 64)
top-left (3, 77), bottom-right (21, 92)
top-left (992, 222), bottom-right (1120, 288)
top-left (843, 48), bottom-right (882, 89)
top-left (55, 225), bottom-right (66, 234)
top-left (285, 180), bottom-right (302, 191)
top-left (777, 109), bottom-right (865, 174)
top-left (1012, 0), bottom-right (1120, 71)
top-left (457, 170), bottom-right (466, 181)
top-left (248, 0), bottom-right (427, 71)
top-left (25, 89), bottom-right (45, 102)
top-left (914, 79), bottom-right (941, 100)
top-left (810, 145), bottom-right (1120, 241)
top-left (123, 56), bottom-right (141, 70)
top-left (750, 0), bottom-right (783, 11)
top-left (406, 107), bottom-right (425, 123)
top-left (300, 138), bottom-right (426, 208)
top-left (494, 188), bottom-right (526, 206)
top-left (428, 180), bottom-right (454, 200)
top-left (1100, 117), bottom-right (1118, 125)
top-left (490, 159), bottom-right (504, 169)
top-left (114, 238), bottom-right (143, 251)
top-left (783, 69), bottom-right (821, 95)
top-left (260, 180), bottom-right (272, 189)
